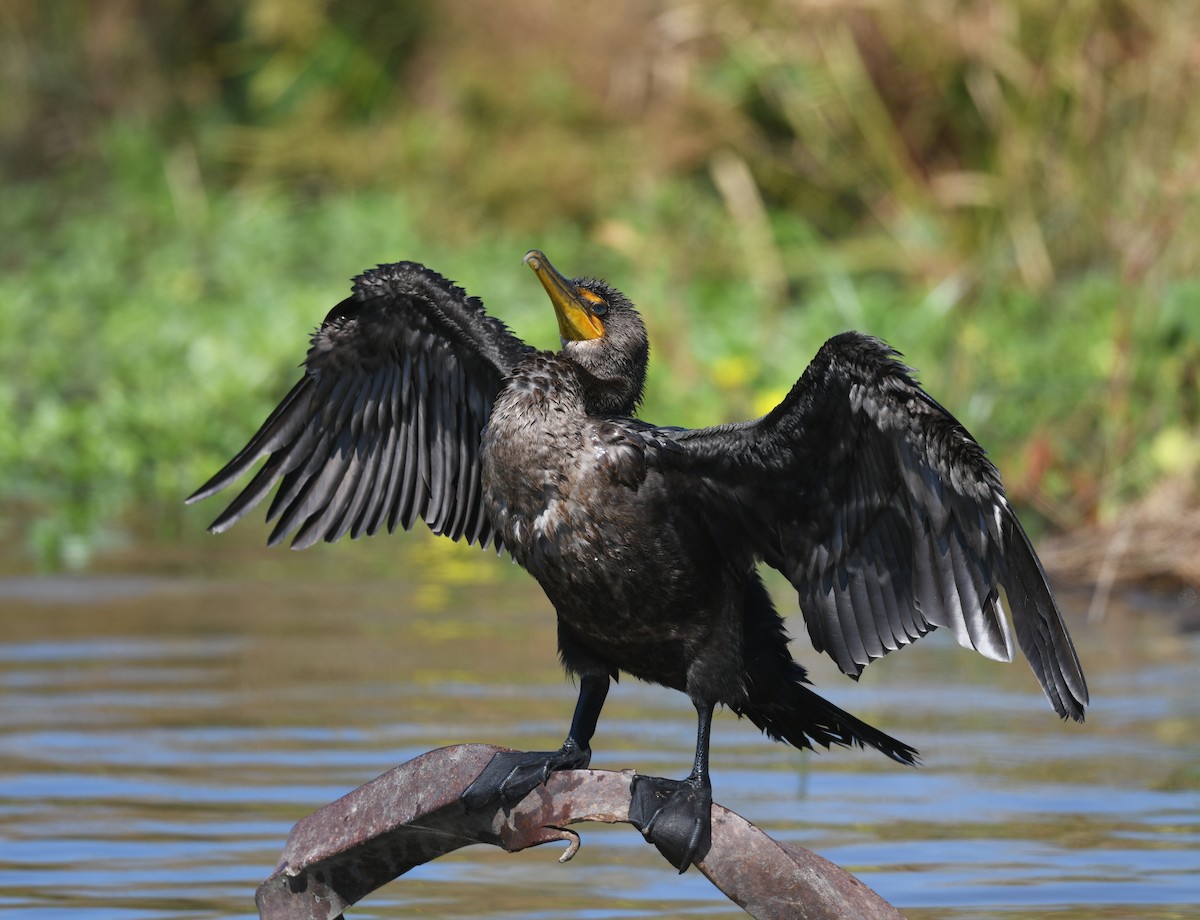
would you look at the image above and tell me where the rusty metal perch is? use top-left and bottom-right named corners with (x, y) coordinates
top-left (256, 743), bottom-right (905, 920)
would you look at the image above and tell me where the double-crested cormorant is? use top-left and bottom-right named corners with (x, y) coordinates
top-left (188, 251), bottom-right (1088, 872)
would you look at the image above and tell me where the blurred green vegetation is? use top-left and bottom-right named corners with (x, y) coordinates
top-left (2, 0), bottom-right (1199, 569)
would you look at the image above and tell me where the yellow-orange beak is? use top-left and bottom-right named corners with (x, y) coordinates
top-left (524, 249), bottom-right (605, 341)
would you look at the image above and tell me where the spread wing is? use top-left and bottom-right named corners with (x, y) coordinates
top-left (660, 332), bottom-right (1088, 721)
top-left (187, 262), bottom-right (535, 550)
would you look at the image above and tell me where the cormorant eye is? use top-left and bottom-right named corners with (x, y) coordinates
top-left (579, 288), bottom-right (609, 317)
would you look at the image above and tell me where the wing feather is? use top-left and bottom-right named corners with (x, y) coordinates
top-left (448, 372), bottom-right (474, 540)
top-left (321, 370), bottom-right (389, 542)
top-left (188, 378), bottom-right (311, 503)
top-left (354, 362), bottom-right (399, 537)
top-left (187, 261), bottom-right (532, 551)
top-left (392, 371), bottom-right (421, 533)
top-left (659, 331), bottom-right (1087, 721)
top-left (263, 375), bottom-right (356, 524)
top-left (410, 377), bottom-right (430, 529)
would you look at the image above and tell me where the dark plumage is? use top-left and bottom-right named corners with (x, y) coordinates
top-left (189, 251), bottom-right (1088, 872)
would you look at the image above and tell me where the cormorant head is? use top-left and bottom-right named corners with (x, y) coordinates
top-left (524, 250), bottom-right (648, 415)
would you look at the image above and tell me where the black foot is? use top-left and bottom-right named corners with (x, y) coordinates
top-left (628, 774), bottom-right (712, 873)
top-left (461, 743), bottom-right (591, 811)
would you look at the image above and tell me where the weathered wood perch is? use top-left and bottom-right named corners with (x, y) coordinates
top-left (256, 743), bottom-right (905, 919)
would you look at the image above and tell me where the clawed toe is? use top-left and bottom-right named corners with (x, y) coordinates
top-left (461, 745), bottom-right (591, 811)
top-left (628, 774), bottom-right (712, 873)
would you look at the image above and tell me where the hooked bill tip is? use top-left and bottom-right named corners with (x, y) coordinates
top-left (523, 250), bottom-right (545, 270)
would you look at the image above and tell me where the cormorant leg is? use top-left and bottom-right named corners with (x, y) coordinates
top-left (461, 672), bottom-right (609, 811)
top-left (628, 698), bottom-right (714, 873)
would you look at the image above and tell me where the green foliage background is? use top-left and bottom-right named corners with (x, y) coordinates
top-left (3, 0), bottom-right (1199, 568)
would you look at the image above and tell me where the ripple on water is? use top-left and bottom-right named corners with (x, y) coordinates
top-left (0, 570), bottom-right (1197, 919)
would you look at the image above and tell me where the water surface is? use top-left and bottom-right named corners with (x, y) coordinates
top-left (2, 530), bottom-right (1198, 918)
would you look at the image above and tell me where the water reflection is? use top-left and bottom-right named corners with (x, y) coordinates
top-left (1, 530), bottom-right (1198, 919)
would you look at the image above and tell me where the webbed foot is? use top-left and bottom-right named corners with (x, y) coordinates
top-left (628, 773), bottom-right (712, 873)
top-left (461, 742), bottom-right (591, 811)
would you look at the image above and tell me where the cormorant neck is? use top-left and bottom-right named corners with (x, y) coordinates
top-left (563, 337), bottom-right (647, 417)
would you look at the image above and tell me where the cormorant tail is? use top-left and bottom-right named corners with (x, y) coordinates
top-left (738, 676), bottom-right (919, 766)
top-left (736, 574), bottom-right (919, 766)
